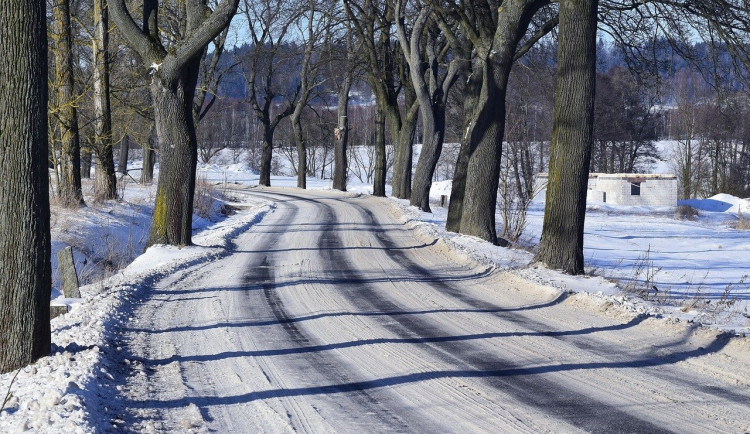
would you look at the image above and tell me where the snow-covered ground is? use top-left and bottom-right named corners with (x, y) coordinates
top-left (2, 147), bottom-right (749, 431)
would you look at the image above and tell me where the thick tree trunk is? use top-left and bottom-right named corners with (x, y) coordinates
top-left (0, 0), bottom-right (52, 373)
top-left (458, 70), bottom-right (505, 244)
top-left (259, 124), bottom-right (274, 187)
top-left (148, 58), bottom-right (201, 246)
top-left (389, 91), bottom-right (417, 199)
top-left (93, 0), bottom-right (117, 200)
top-left (446, 66), bottom-right (483, 233)
top-left (109, 0), bottom-right (239, 247)
top-left (395, 3), bottom-right (458, 213)
top-left (53, 0), bottom-right (84, 207)
top-left (333, 76), bottom-right (351, 191)
top-left (535, 0), bottom-right (598, 274)
top-left (446, 0), bottom-right (543, 244)
top-left (373, 109), bottom-right (387, 197)
top-left (292, 112), bottom-right (307, 189)
top-left (410, 104), bottom-right (446, 212)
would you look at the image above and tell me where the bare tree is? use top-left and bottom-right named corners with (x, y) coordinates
top-left (51, 0), bottom-right (85, 207)
top-left (435, 0), bottom-right (554, 244)
top-left (290, 0), bottom-right (330, 189)
top-left (396, 0), bottom-right (460, 212)
top-left (108, 0), bottom-right (240, 246)
top-left (0, 0), bottom-right (52, 373)
top-left (239, 0), bottom-right (306, 187)
top-left (344, 0), bottom-right (419, 199)
top-left (332, 28), bottom-right (356, 191)
top-left (92, 0), bottom-right (117, 201)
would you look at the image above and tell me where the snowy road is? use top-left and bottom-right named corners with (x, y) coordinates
top-left (113, 189), bottom-right (750, 433)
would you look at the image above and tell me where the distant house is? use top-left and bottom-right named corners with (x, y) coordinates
top-left (535, 173), bottom-right (678, 207)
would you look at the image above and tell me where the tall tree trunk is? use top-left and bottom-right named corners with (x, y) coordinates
top-left (458, 65), bottom-right (505, 244)
top-left (446, 0), bottom-right (546, 243)
top-left (411, 104), bottom-right (446, 212)
top-left (455, 1), bottom-right (542, 244)
top-left (149, 56), bottom-right (201, 246)
top-left (0, 0), bottom-right (52, 373)
top-left (395, 2), bottom-right (459, 212)
top-left (535, 0), bottom-right (598, 274)
top-left (259, 123), bottom-right (274, 187)
top-left (93, 0), bottom-right (117, 200)
top-left (446, 64), bottom-right (483, 233)
top-left (292, 112), bottom-right (307, 189)
top-left (118, 136), bottom-right (129, 174)
top-left (109, 0), bottom-right (239, 246)
top-left (52, 0), bottom-right (84, 207)
top-left (373, 109), bottom-right (387, 197)
top-left (333, 75), bottom-right (352, 191)
top-left (389, 87), bottom-right (418, 199)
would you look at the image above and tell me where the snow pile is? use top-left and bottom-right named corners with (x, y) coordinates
top-left (680, 193), bottom-right (750, 214)
top-left (50, 176), bottom-right (233, 303)
top-left (49, 186), bottom-right (154, 299)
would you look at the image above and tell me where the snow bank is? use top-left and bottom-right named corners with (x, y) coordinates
top-left (0, 198), bottom-right (272, 432)
top-left (680, 193), bottom-right (750, 214)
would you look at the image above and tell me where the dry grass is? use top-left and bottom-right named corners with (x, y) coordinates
top-left (734, 212), bottom-right (750, 230)
top-left (622, 245), bottom-right (664, 301)
top-left (674, 204), bottom-right (698, 221)
top-left (194, 176), bottom-right (221, 219)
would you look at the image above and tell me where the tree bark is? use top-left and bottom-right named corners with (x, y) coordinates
top-left (411, 104), bottom-right (446, 212)
top-left (333, 75), bottom-right (352, 191)
top-left (52, 0), bottom-right (84, 207)
top-left (118, 136), bottom-right (129, 175)
top-left (291, 1), bottom-right (320, 190)
top-left (343, 0), bottom-right (417, 199)
top-left (93, 0), bottom-right (117, 200)
top-left (141, 132), bottom-right (156, 184)
top-left (292, 112), bottom-right (307, 189)
top-left (149, 57), bottom-right (201, 246)
top-left (0, 0), bottom-right (52, 373)
top-left (396, 3), bottom-right (459, 212)
top-left (389, 94), bottom-right (418, 200)
top-left (373, 109), bottom-right (387, 197)
top-left (446, 63), bottom-right (483, 233)
top-left (259, 123), bottom-right (274, 187)
top-left (535, 0), bottom-right (598, 274)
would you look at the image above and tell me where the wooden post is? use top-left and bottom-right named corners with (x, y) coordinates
top-left (57, 246), bottom-right (80, 298)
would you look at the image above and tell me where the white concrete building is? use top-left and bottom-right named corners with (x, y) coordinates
top-left (535, 173), bottom-right (678, 207)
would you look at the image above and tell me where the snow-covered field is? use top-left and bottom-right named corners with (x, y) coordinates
top-left (2, 147), bottom-right (749, 431)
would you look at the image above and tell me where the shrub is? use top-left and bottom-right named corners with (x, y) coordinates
top-left (674, 204), bottom-right (698, 220)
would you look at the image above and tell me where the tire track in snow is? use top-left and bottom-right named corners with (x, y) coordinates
top-left (346, 198), bottom-right (748, 410)
top-left (327, 197), bottom-right (677, 433)
top-left (241, 191), bottom-right (417, 432)
top-left (251, 191), bottom-right (669, 432)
